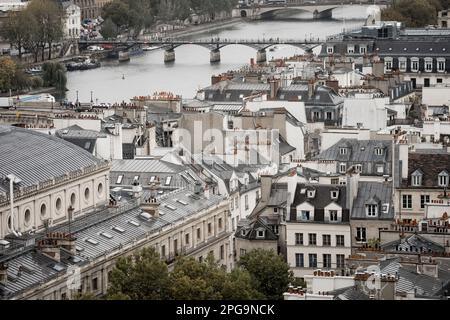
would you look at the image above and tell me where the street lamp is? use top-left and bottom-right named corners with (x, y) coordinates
top-left (76, 90), bottom-right (79, 105)
top-left (7, 174), bottom-right (22, 237)
top-left (90, 91), bottom-right (93, 104)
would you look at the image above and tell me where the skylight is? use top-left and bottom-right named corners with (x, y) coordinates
top-left (116, 175), bottom-right (123, 184)
top-left (86, 238), bottom-right (99, 245)
top-left (177, 199), bottom-right (188, 205)
top-left (128, 220), bottom-right (140, 227)
top-left (139, 212), bottom-right (152, 220)
top-left (52, 264), bottom-right (65, 272)
top-left (112, 226), bottom-right (125, 233)
top-left (165, 204), bottom-right (176, 210)
top-left (100, 232), bottom-right (113, 239)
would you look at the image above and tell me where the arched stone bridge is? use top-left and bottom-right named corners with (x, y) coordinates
top-left (79, 38), bottom-right (325, 63)
top-left (233, 1), bottom-right (390, 20)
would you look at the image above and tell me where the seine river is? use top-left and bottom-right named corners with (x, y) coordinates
top-left (66, 6), bottom-right (371, 103)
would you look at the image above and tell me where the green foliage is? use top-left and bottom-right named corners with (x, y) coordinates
top-left (382, 0), bottom-right (448, 27)
top-left (238, 249), bottom-right (294, 300)
top-left (106, 249), bottom-right (265, 300)
top-left (29, 76), bottom-right (44, 89)
top-left (107, 247), bottom-right (170, 300)
top-left (74, 292), bottom-right (99, 300)
top-left (100, 18), bottom-right (119, 40)
top-left (101, 0), bottom-right (238, 38)
top-left (2, 0), bottom-right (64, 61)
top-left (42, 62), bottom-right (67, 92)
top-left (0, 57), bottom-right (18, 92)
top-left (291, 277), bottom-right (307, 288)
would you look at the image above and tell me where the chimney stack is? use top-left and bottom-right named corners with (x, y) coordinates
top-left (269, 78), bottom-right (280, 100)
top-left (346, 167), bottom-right (360, 213)
top-left (260, 175), bottom-right (273, 203)
top-left (141, 197), bottom-right (160, 218)
top-left (308, 80), bottom-right (316, 99)
top-left (37, 233), bottom-right (77, 262)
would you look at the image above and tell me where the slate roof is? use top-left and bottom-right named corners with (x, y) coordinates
top-left (380, 258), bottom-right (450, 297)
top-left (351, 182), bottom-right (394, 220)
top-left (381, 234), bottom-right (445, 254)
top-left (402, 152), bottom-right (450, 188)
top-left (55, 125), bottom-right (106, 154)
top-left (279, 136), bottom-right (296, 156)
top-left (375, 40), bottom-right (450, 57)
top-left (0, 126), bottom-right (106, 196)
top-left (314, 139), bottom-right (391, 163)
top-left (235, 218), bottom-right (278, 241)
top-left (111, 159), bottom-right (201, 188)
top-left (201, 80), bottom-right (343, 106)
top-left (290, 184), bottom-right (350, 223)
top-left (332, 286), bottom-right (370, 300)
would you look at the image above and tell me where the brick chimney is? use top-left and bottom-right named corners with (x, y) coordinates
top-left (37, 233), bottom-right (77, 262)
top-left (141, 197), bottom-right (160, 218)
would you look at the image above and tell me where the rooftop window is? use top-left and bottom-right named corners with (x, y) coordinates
top-left (411, 169), bottom-right (423, 186)
top-left (128, 220), bottom-right (140, 227)
top-left (86, 238), bottom-right (99, 245)
top-left (438, 170), bottom-right (449, 187)
top-left (100, 232), bottom-right (113, 239)
top-left (112, 226), bottom-right (125, 233)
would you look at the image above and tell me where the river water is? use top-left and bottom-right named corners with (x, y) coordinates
top-left (66, 6), bottom-right (371, 103)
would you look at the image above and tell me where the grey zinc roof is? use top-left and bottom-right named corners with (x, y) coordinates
top-left (332, 286), bottom-right (370, 300)
top-left (235, 218), bottom-right (278, 241)
top-left (381, 234), bottom-right (445, 254)
top-left (314, 139), bottom-right (391, 163)
top-left (112, 159), bottom-right (183, 173)
top-left (380, 259), bottom-right (450, 297)
top-left (375, 40), bottom-right (450, 57)
top-left (0, 126), bottom-right (106, 195)
top-left (55, 125), bottom-right (106, 139)
top-left (351, 182), bottom-right (394, 220)
top-left (0, 190), bottom-right (225, 298)
top-left (68, 191), bottom-right (224, 260)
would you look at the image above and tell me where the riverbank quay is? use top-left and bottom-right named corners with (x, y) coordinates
top-left (141, 17), bottom-right (243, 41)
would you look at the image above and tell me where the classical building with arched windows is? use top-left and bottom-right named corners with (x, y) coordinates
top-left (0, 125), bottom-right (110, 239)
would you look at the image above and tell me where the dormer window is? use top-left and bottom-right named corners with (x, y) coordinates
top-left (411, 169), bottom-right (423, 186)
top-left (438, 170), bottom-right (449, 187)
top-left (339, 147), bottom-right (348, 155)
top-left (331, 190), bottom-right (339, 200)
top-left (307, 190), bottom-right (316, 199)
top-left (327, 46), bottom-right (334, 54)
top-left (257, 230), bottom-right (265, 238)
top-left (339, 163), bottom-right (347, 173)
top-left (355, 164), bottom-right (362, 173)
top-left (375, 147), bottom-right (383, 156)
top-left (329, 210), bottom-right (338, 222)
top-left (366, 204), bottom-right (378, 217)
top-left (241, 229), bottom-right (247, 237)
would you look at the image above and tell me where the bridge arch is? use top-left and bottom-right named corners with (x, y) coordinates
top-left (240, 10), bottom-right (247, 18)
top-left (259, 6), bottom-right (336, 19)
